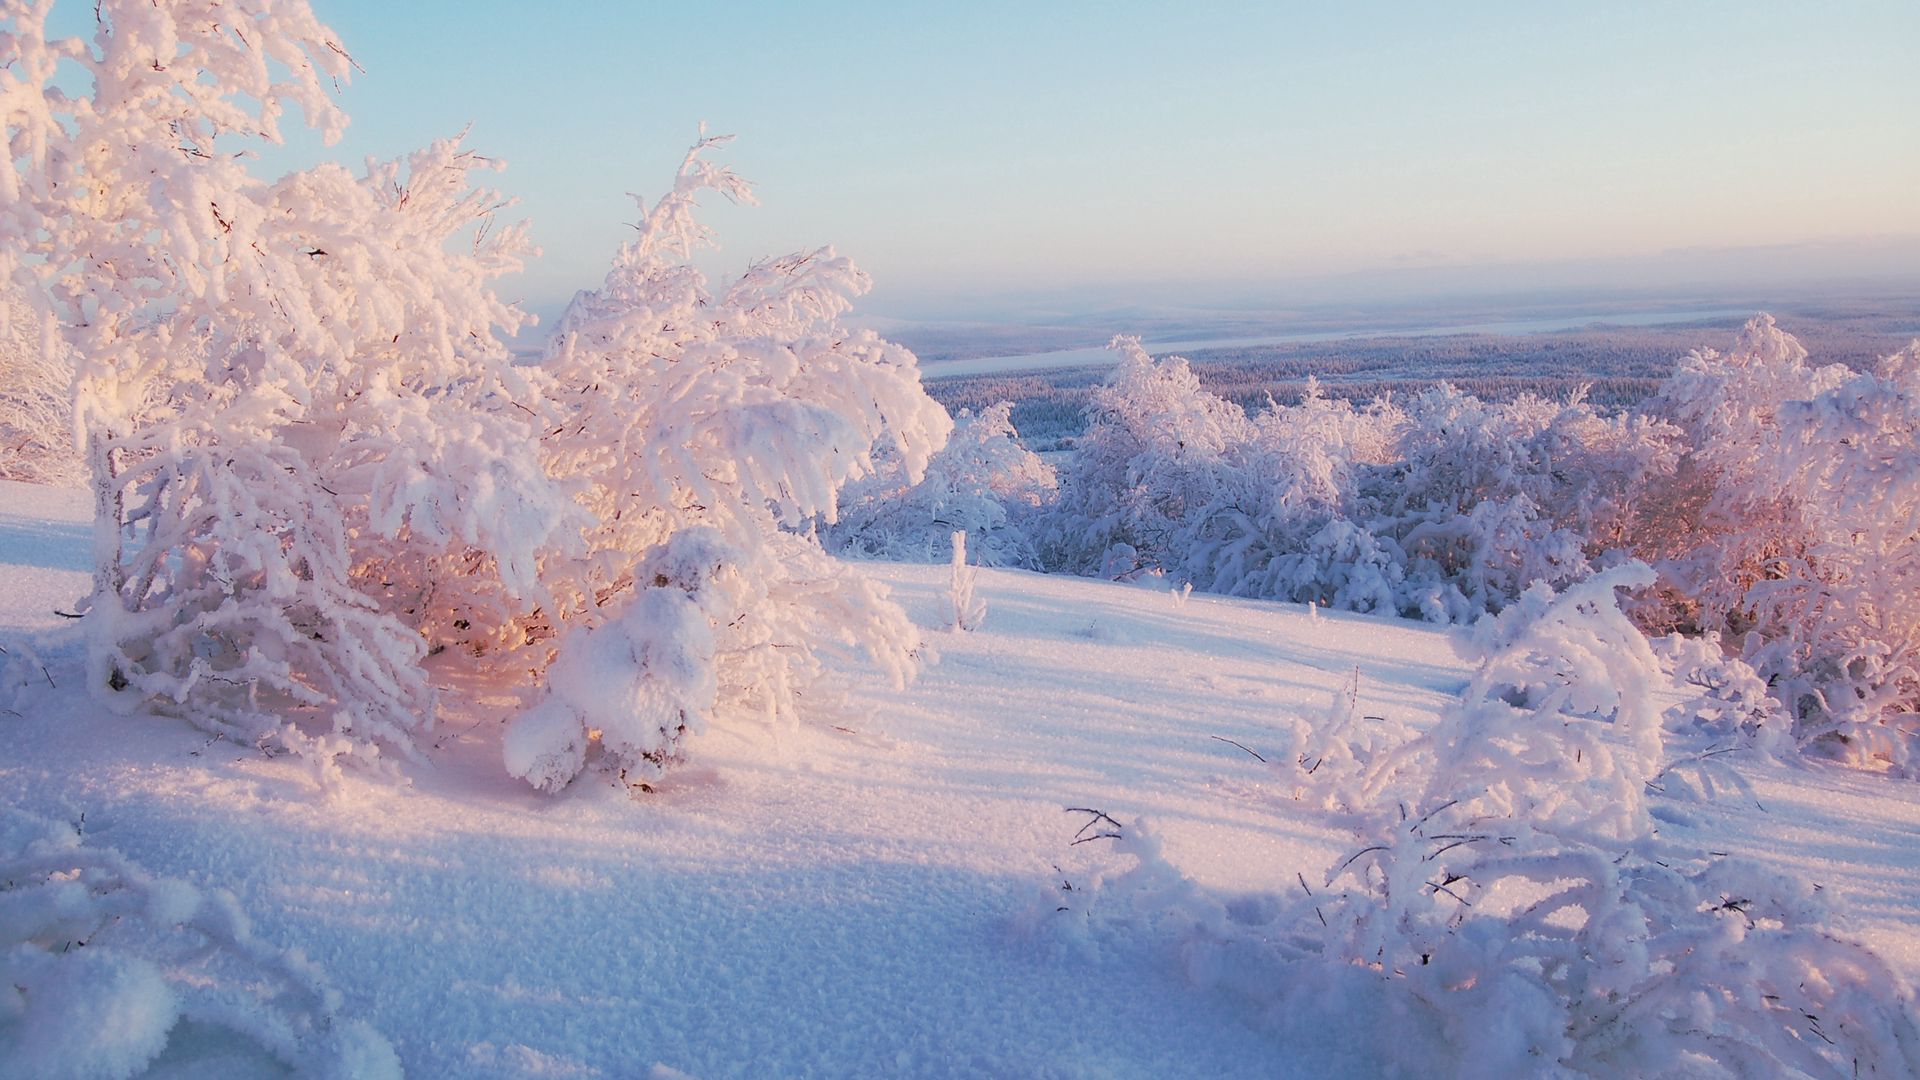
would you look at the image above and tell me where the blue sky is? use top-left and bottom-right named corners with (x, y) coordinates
top-left (122, 2), bottom-right (1920, 319)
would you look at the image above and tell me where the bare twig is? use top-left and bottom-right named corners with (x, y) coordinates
top-left (1406, 798), bottom-right (1459, 835)
top-left (1297, 870), bottom-right (1327, 927)
top-left (1065, 807), bottom-right (1124, 845)
top-left (1427, 874), bottom-right (1472, 906)
top-left (1328, 844), bottom-right (1389, 885)
top-left (1209, 735), bottom-right (1266, 762)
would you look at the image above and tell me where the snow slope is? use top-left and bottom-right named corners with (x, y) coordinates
top-left (4, 478), bottom-right (1919, 1078)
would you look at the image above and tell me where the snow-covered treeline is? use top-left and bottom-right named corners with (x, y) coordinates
top-left (838, 321), bottom-right (1920, 776)
top-left (0, 285), bottom-right (80, 485)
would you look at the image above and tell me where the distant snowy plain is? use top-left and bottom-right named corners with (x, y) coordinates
top-left (4, 479), bottom-right (1918, 1078)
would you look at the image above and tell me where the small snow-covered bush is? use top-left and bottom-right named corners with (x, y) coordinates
top-left (1245, 667), bottom-right (1410, 814)
top-left (0, 808), bottom-right (399, 1079)
top-left (505, 528), bottom-right (724, 792)
top-left (1657, 633), bottom-right (1789, 756)
top-left (830, 401), bottom-right (1055, 569)
top-left (947, 531), bottom-right (986, 632)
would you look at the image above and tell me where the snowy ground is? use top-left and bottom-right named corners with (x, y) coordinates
top-left (4, 478), bottom-right (1919, 1078)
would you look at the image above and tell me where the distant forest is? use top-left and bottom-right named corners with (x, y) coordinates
top-left (925, 308), bottom-right (1920, 449)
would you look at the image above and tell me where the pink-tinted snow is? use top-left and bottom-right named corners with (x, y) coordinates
top-left (4, 479), bottom-right (1918, 1077)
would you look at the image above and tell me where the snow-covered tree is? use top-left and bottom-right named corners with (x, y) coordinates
top-left (506, 135), bottom-right (949, 792)
top-left (1, 1), bottom-right (574, 777)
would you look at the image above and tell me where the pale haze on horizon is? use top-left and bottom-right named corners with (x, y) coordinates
top-left (139, 1), bottom-right (1920, 323)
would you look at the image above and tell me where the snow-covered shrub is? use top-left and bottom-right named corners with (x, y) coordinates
top-left (1641, 317), bottom-right (1836, 634)
top-left (510, 136), bottom-right (948, 791)
top-left (1043, 342), bottom-right (1681, 624)
top-left (0, 285), bottom-right (80, 484)
top-left (947, 531), bottom-right (986, 632)
top-left (1039, 337), bottom-right (1253, 576)
top-left (829, 401), bottom-right (1055, 569)
top-left (1306, 829), bottom-right (1920, 1077)
top-left (1744, 345), bottom-right (1920, 771)
top-left (1355, 562), bottom-right (1669, 841)
top-left (0, 808), bottom-right (399, 1079)
top-left (1041, 344), bottom-right (1409, 608)
top-left (1266, 667), bottom-right (1408, 813)
top-left (1367, 385), bottom-right (1678, 624)
top-left (1047, 564), bottom-right (1920, 1077)
top-left (1176, 385), bottom-right (1406, 610)
top-left (1647, 317), bottom-right (1920, 772)
top-left (1657, 633), bottom-right (1789, 757)
top-left (2, 2), bottom-right (575, 776)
